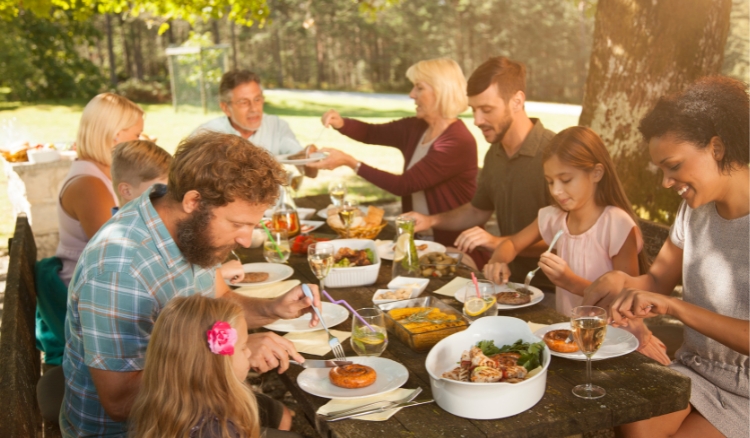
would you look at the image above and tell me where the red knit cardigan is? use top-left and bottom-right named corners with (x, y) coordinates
top-left (338, 117), bottom-right (478, 248)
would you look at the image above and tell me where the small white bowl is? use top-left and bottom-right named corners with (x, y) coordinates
top-left (27, 148), bottom-right (60, 163)
top-left (387, 276), bottom-right (429, 295)
top-left (372, 287), bottom-right (421, 305)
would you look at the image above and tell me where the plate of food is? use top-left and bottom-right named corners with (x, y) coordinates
top-left (377, 240), bottom-right (446, 261)
top-left (533, 322), bottom-right (639, 361)
top-left (454, 282), bottom-right (544, 310)
top-left (263, 302), bottom-right (349, 333)
top-left (276, 151), bottom-right (327, 165)
top-left (228, 263), bottom-right (294, 287)
top-left (297, 356), bottom-right (409, 399)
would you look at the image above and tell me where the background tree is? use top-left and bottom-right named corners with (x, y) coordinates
top-left (579, 0), bottom-right (734, 222)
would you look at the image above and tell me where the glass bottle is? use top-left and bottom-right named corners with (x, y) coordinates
top-left (272, 184), bottom-right (300, 238)
top-left (391, 215), bottom-right (420, 279)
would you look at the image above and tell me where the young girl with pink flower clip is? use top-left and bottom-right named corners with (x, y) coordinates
top-left (129, 294), bottom-right (290, 438)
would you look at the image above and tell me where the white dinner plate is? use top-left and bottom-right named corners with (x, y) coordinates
top-left (263, 302), bottom-right (348, 333)
top-left (533, 322), bottom-right (639, 361)
top-left (297, 356), bottom-right (409, 400)
top-left (228, 263), bottom-right (293, 287)
top-left (276, 152), bottom-right (327, 165)
top-left (299, 220), bottom-right (325, 234)
top-left (317, 205), bottom-right (369, 219)
top-left (263, 207), bottom-right (316, 220)
top-left (454, 282), bottom-right (544, 310)
top-left (376, 240), bottom-right (447, 261)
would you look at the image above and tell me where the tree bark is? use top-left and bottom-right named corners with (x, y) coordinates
top-left (579, 0), bottom-right (732, 222)
top-left (230, 19), bottom-right (238, 69)
top-left (133, 20), bottom-right (144, 80)
top-left (119, 16), bottom-right (131, 80)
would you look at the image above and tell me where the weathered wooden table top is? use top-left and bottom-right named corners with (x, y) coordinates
top-left (235, 195), bottom-right (690, 438)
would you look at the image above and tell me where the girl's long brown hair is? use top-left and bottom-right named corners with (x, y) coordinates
top-left (129, 295), bottom-right (260, 438)
top-left (542, 126), bottom-right (650, 272)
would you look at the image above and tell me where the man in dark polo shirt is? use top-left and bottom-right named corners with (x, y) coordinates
top-left (405, 56), bottom-right (554, 287)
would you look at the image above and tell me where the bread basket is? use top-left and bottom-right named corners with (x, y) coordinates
top-left (327, 220), bottom-right (388, 239)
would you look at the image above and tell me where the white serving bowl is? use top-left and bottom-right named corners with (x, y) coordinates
top-left (27, 148), bottom-right (60, 163)
top-left (425, 316), bottom-right (550, 420)
top-left (325, 239), bottom-right (381, 288)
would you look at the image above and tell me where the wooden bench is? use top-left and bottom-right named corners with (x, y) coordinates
top-left (0, 215), bottom-right (62, 438)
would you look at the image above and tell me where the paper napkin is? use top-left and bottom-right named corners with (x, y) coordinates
top-left (233, 280), bottom-right (300, 299)
top-left (284, 329), bottom-right (351, 356)
top-left (527, 321), bottom-right (549, 333)
top-left (432, 276), bottom-right (471, 297)
top-left (317, 388), bottom-right (419, 421)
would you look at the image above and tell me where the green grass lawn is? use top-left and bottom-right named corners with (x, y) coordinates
top-left (0, 91), bottom-right (579, 248)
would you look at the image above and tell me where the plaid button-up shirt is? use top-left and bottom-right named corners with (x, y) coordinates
top-left (60, 185), bottom-right (216, 437)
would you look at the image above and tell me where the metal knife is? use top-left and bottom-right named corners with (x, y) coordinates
top-left (290, 359), bottom-right (353, 368)
top-left (325, 399), bottom-right (435, 422)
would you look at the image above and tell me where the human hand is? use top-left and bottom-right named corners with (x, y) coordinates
top-left (270, 284), bottom-right (322, 327)
top-left (306, 148), bottom-right (357, 171)
top-left (400, 211), bottom-right (434, 233)
top-left (538, 252), bottom-right (572, 287)
top-left (454, 227), bottom-right (499, 253)
top-left (483, 261), bottom-right (510, 284)
top-left (582, 270), bottom-right (628, 308)
top-left (609, 287), bottom-right (672, 327)
top-left (220, 259), bottom-right (244, 284)
top-left (246, 332), bottom-right (304, 374)
top-left (321, 109), bottom-right (344, 129)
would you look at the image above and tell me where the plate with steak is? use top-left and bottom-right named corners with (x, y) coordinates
top-left (227, 263), bottom-right (294, 287)
top-left (455, 282), bottom-right (544, 310)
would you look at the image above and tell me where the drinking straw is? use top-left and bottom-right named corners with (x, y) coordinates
top-left (322, 290), bottom-right (376, 332)
top-left (471, 272), bottom-right (481, 298)
top-left (260, 222), bottom-right (285, 260)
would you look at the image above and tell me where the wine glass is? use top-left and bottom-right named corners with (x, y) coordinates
top-left (307, 242), bottom-right (334, 292)
top-left (350, 308), bottom-right (388, 357)
top-left (328, 181), bottom-right (347, 207)
top-left (263, 229), bottom-right (290, 263)
top-left (570, 306), bottom-right (608, 399)
top-left (338, 200), bottom-right (358, 238)
top-left (459, 280), bottom-right (498, 322)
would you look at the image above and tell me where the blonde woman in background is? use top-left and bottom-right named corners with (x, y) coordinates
top-left (56, 93), bottom-right (144, 286)
top-left (310, 58), bottom-right (478, 254)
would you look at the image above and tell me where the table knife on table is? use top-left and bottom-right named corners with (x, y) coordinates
top-left (290, 359), bottom-right (353, 368)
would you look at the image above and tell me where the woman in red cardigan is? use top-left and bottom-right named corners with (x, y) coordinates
top-left (309, 58), bottom-right (479, 259)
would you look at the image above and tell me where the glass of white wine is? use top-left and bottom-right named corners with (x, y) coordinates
top-left (328, 181), bottom-right (347, 207)
top-left (263, 229), bottom-right (290, 263)
top-left (351, 308), bottom-right (388, 357)
top-left (307, 242), bottom-right (334, 292)
top-left (338, 200), bottom-right (358, 238)
top-left (571, 305), bottom-right (608, 399)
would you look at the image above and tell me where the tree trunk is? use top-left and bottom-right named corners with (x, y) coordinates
top-left (230, 19), bottom-right (238, 69)
top-left (212, 19), bottom-right (221, 44)
top-left (105, 14), bottom-right (117, 85)
top-left (120, 16), bottom-right (131, 80)
top-left (273, 26), bottom-right (284, 87)
top-left (578, 0), bottom-right (732, 223)
top-left (133, 20), bottom-right (144, 80)
top-left (315, 26), bottom-right (325, 88)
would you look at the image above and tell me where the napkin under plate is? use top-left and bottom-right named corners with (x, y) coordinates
top-left (284, 329), bottom-right (351, 356)
top-left (317, 388), bottom-right (418, 421)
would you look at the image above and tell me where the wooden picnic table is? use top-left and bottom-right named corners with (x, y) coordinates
top-left (235, 194), bottom-right (690, 438)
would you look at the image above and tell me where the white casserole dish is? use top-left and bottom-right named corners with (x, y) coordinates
top-left (325, 239), bottom-right (381, 288)
top-left (425, 316), bottom-right (550, 419)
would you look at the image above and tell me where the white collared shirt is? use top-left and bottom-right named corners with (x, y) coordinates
top-left (192, 114), bottom-right (303, 156)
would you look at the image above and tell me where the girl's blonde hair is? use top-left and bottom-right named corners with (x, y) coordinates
top-left (76, 93), bottom-right (143, 167)
top-left (406, 58), bottom-right (468, 119)
top-left (129, 295), bottom-right (259, 438)
top-left (542, 126), bottom-right (650, 271)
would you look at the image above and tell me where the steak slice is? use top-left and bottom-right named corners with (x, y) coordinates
top-left (242, 272), bottom-right (270, 283)
top-left (494, 291), bottom-right (532, 305)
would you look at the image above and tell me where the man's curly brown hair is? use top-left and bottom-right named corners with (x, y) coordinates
top-left (168, 132), bottom-right (286, 207)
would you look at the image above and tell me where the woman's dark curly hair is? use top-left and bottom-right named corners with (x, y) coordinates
top-left (168, 132), bottom-right (286, 207)
top-left (638, 76), bottom-right (749, 173)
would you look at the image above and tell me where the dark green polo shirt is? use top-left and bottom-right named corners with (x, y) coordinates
top-left (472, 119), bottom-right (555, 288)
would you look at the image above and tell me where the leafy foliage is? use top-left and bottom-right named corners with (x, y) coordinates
top-left (476, 339), bottom-right (545, 372)
top-left (0, 10), bottom-right (104, 100)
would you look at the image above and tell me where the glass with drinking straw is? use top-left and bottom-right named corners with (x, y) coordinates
top-left (350, 308), bottom-right (388, 357)
top-left (338, 200), bottom-right (358, 238)
top-left (307, 242), bottom-right (334, 292)
top-left (570, 305), bottom-right (607, 399)
top-left (263, 228), bottom-right (290, 264)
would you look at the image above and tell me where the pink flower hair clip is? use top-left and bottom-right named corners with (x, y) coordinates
top-left (207, 321), bottom-right (237, 356)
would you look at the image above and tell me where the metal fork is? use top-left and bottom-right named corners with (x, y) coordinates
top-left (523, 230), bottom-right (564, 292)
top-left (301, 284), bottom-right (346, 359)
top-left (323, 387), bottom-right (423, 418)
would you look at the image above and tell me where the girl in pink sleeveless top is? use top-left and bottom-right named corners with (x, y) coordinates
top-left (55, 93), bottom-right (144, 286)
top-left (483, 126), bottom-right (669, 365)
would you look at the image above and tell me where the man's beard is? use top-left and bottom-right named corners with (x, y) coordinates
top-left (176, 205), bottom-right (236, 268)
top-left (480, 107), bottom-right (513, 144)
